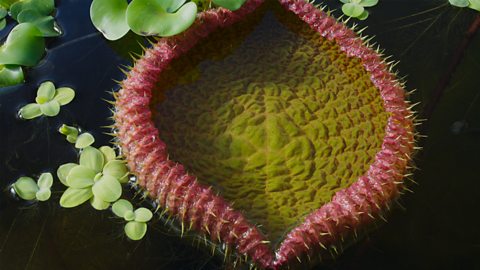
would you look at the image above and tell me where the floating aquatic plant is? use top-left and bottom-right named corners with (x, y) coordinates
top-left (18, 81), bottom-right (75, 119)
top-left (112, 199), bottom-right (153, 240)
top-left (58, 146), bottom-right (128, 210)
top-left (449, 0), bottom-right (480, 11)
top-left (59, 124), bottom-right (95, 149)
top-left (0, 7), bottom-right (6, 30)
top-left (12, 172), bottom-right (53, 201)
top-left (340, 0), bottom-right (378, 20)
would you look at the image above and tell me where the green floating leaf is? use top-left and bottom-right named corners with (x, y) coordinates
top-left (469, 0), bottom-right (480, 11)
top-left (90, 196), bottom-right (110, 210)
top-left (357, 10), bottom-right (369, 20)
top-left (124, 210), bottom-right (135, 221)
top-left (112, 199), bottom-right (133, 218)
top-left (449, 0), bottom-right (470, 8)
top-left (90, 0), bottom-right (129, 41)
top-left (10, 0), bottom-right (54, 20)
top-left (0, 65), bottom-right (24, 87)
top-left (126, 0), bottom-right (197, 37)
top-left (212, 0), bottom-right (246, 11)
top-left (60, 187), bottom-right (93, 208)
top-left (0, 23), bottom-right (45, 66)
top-left (0, 7), bottom-right (7, 18)
top-left (359, 0), bottom-right (378, 7)
top-left (75, 133), bottom-right (95, 149)
top-left (160, 0), bottom-right (187, 12)
top-left (13, 176), bottom-right (38, 200)
top-left (124, 221), bottom-right (147, 240)
top-left (17, 10), bottom-right (60, 37)
top-left (92, 174), bottom-right (122, 203)
top-left (57, 163), bottom-right (76, 186)
top-left (66, 165), bottom-right (96, 188)
top-left (103, 160), bottom-right (128, 182)
top-left (36, 188), bottom-right (51, 201)
top-left (37, 172), bottom-right (53, 188)
top-left (134, 208), bottom-right (153, 222)
top-left (342, 3), bottom-right (364, 17)
top-left (19, 103), bottom-right (42, 119)
top-left (53, 87), bottom-right (75, 105)
top-left (39, 99), bottom-right (60, 116)
top-left (79, 147), bottom-right (104, 173)
top-left (0, 18), bottom-right (5, 31)
top-left (36, 81), bottom-right (55, 104)
top-left (100, 146), bottom-right (116, 163)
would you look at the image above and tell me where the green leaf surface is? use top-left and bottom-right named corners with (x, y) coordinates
top-left (212, 0), bottom-right (246, 11)
top-left (0, 19), bottom-right (5, 31)
top-left (134, 208), bottom-right (153, 222)
top-left (35, 188), bottom-right (51, 201)
top-left (36, 81), bottom-right (55, 103)
top-left (342, 3), bottom-right (365, 17)
top-left (66, 165), bottom-right (95, 188)
top-left (126, 0), bottom-right (197, 37)
top-left (17, 10), bottom-right (60, 37)
top-left (0, 7), bottom-right (6, 18)
top-left (359, 0), bottom-right (378, 7)
top-left (357, 9), bottom-right (369, 20)
top-left (39, 100), bottom-right (60, 116)
top-left (449, 0), bottom-right (470, 8)
top-left (79, 147), bottom-right (104, 172)
top-left (99, 146), bottom-right (116, 163)
top-left (124, 221), bottom-right (147, 240)
top-left (90, 0), bottom-right (129, 41)
top-left (90, 196), bottom-right (110, 210)
top-left (0, 23), bottom-right (45, 66)
top-left (112, 199), bottom-right (133, 218)
top-left (469, 0), bottom-right (480, 11)
top-left (92, 174), bottom-right (122, 202)
top-left (103, 160), bottom-right (127, 182)
top-left (37, 172), bottom-right (53, 188)
top-left (124, 210), bottom-right (135, 221)
top-left (0, 65), bottom-right (24, 87)
top-left (19, 103), bottom-right (42, 119)
top-left (10, 0), bottom-right (54, 20)
top-left (13, 177), bottom-right (38, 200)
top-left (57, 163), bottom-right (77, 186)
top-left (53, 87), bottom-right (75, 105)
top-left (159, 0), bottom-right (186, 12)
top-left (60, 187), bottom-right (93, 208)
top-left (75, 133), bottom-right (95, 149)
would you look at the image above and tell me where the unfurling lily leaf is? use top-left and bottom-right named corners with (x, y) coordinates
top-left (212, 0), bottom-right (247, 11)
top-left (12, 177), bottom-right (38, 200)
top-left (90, 0), bottom-right (129, 41)
top-left (124, 221), bottom-right (147, 240)
top-left (0, 23), bottom-right (45, 66)
top-left (57, 163), bottom-right (77, 186)
top-left (60, 187), bottom-right (93, 208)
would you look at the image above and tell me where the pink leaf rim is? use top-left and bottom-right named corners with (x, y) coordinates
top-left (113, 0), bottom-right (415, 269)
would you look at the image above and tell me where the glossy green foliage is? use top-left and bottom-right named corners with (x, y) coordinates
top-left (340, 0), bottom-right (378, 20)
top-left (0, 65), bottom-right (24, 86)
top-left (449, 0), bottom-right (480, 11)
top-left (212, 0), bottom-right (247, 11)
top-left (0, 23), bottom-right (44, 67)
top-left (90, 0), bottom-right (129, 40)
top-left (12, 173), bottom-right (53, 201)
top-left (112, 199), bottom-right (153, 240)
top-left (59, 124), bottom-right (95, 148)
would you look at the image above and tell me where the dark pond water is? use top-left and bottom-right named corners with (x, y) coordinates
top-left (0, 0), bottom-right (479, 269)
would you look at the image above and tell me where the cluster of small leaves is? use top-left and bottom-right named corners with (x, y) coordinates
top-left (59, 124), bottom-right (95, 149)
top-left (0, 0), bottom-right (61, 87)
top-left (112, 199), bottom-right (153, 240)
top-left (18, 81), bottom-right (75, 119)
top-left (449, 0), bottom-right (480, 11)
top-left (12, 172), bottom-right (53, 201)
top-left (90, 0), bottom-right (246, 41)
top-left (340, 0), bottom-right (378, 20)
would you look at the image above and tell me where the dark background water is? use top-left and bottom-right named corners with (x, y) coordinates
top-left (0, 0), bottom-right (479, 269)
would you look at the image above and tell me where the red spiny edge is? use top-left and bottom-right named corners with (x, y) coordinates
top-left (114, 0), bottom-right (415, 269)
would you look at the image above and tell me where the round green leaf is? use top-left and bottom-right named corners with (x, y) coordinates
top-left (75, 133), bottom-right (95, 149)
top-left (13, 177), bottom-right (38, 200)
top-left (359, 0), bottom-right (378, 7)
top-left (66, 165), bottom-right (96, 188)
top-left (37, 172), bottom-right (53, 188)
top-left (357, 10), bottom-right (369, 20)
top-left (57, 163), bottom-right (77, 186)
top-left (124, 221), bottom-right (147, 241)
top-left (60, 187), bottom-right (93, 208)
top-left (0, 65), bottom-right (25, 87)
top-left (35, 188), bottom-right (51, 201)
top-left (92, 175), bottom-right (122, 202)
top-left (0, 7), bottom-right (6, 18)
top-left (59, 124), bottom-right (78, 136)
top-left (17, 10), bottom-right (60, 37)
top-left (103, 160), bottom-right (128, 182)
top-left (134, 207), bottom-right (153, 222)
top-left (99, 146), bottom-right (116, 163)
top-left (10, 0), bottom-right (54, 20)
top-left (19, 103), bottom-right (42, 119)
top-left (90, 196), bottom-right (110, 210)
top-left (53, 87), bottom-right (75, 105)
top-left (126, 0), bottom-right (197, 37)
top-left (39, 100), bottom-right (60, 116)
top-left (212, 0), bottom-right (246, 11)
top-left (159, 0), bottom-right (187, 12)
top-left (342, 3), bottom-right (364, 17)
top-left (469, 0), bottom-right (480, 11)
top-left (36, 81), bottom-right (55, 103)
top-left (90, 0), bottom-right (129, 41)
top-left (449, 0), bottom-right (470, 7)
top-left (79, 146), bottom-right (104, 172)
top-left (124, 210), bottom-right (135, 221)
top-left (0, 23), bottom-right (45, 66)
top-left (112, 199), bottom-right (133, 218)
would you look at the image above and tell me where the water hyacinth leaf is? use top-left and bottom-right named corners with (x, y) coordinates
top-left (449, 0), bottom-right (470, 7)
top-left (100, 146), bottom-right (116, 163)
top-left (17, 10), bottom-right (60, 37)
top-left (90, 0), bottom-right (129, 41)
top-left (36, 81), bottom-right (55, 104)
top-left (57, 163), bottom-right (77, 186)
top-left (92, 174), bottom-right (122, 202)
top-left (66, 165), bottom-right (96, 188)
top-left (124, 210), bottom-right (135, 221)
top-left (60, 187), bottom-right (93, 208)
top-left (13, 177), bottom-right (38, 200)
top-left (0, 65), bottom-right (24, 87)
top-left (342, 3), bottom-right (364, 17)
top-left (112, 199), bottom-right (133, 217)
top-left (39, 100), bottom-right (60, 116)
top-left (0, 23), bottom-right (45, 66)
top-left (75, 133), bottom-right (95, 149)
top-left (53, 87), bottom-right (75, 105)
top-left (90, 196), bottom-right (110, 210)
top-left (79, 147), bottom-right (104, 172)
top-left (212, 0), bottom-right (246, 11)
top-left (103, 160), bottom-right (127, 182)
top-left (35, 188), bottom-right (51, 201)
top-left (124, 221), bottom-right (147, 240)
top-left (359, 0), bottom-right (378, 7)
top-left (134, 208), bottom-right (153, 222)
top-left (159, 0), bottom-right (186, 12)
top-left (37, 172), bottom-right (53, 188)
top-left (126, 0), bottom-right (197, 37)
top-left (19, 103), bottom-right (42, 119)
